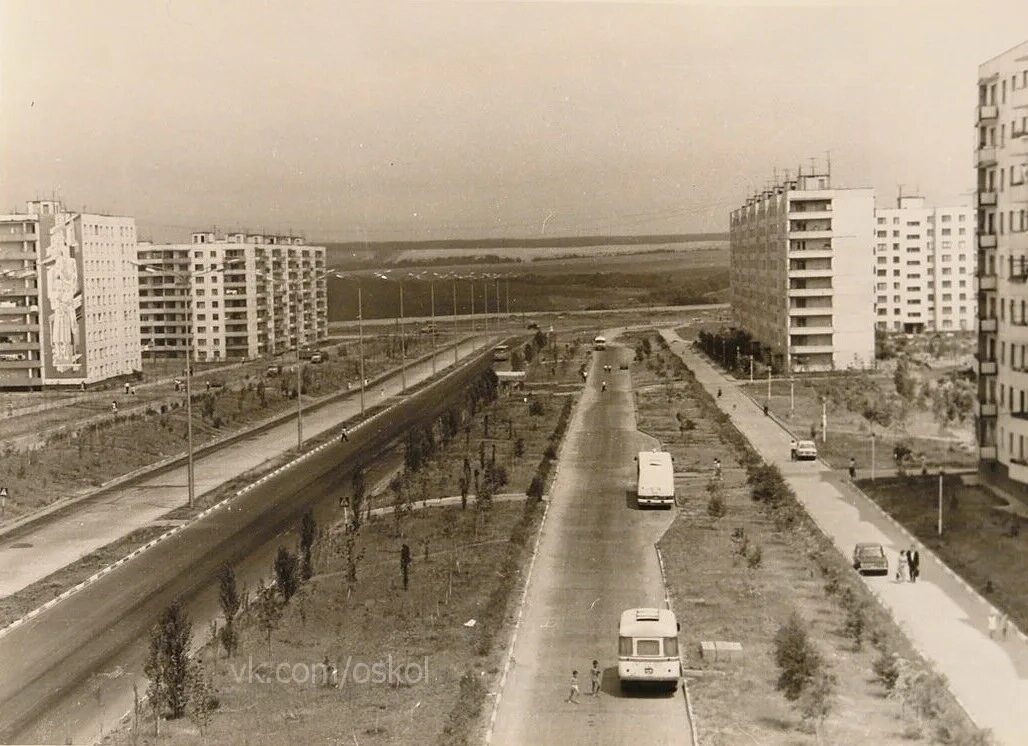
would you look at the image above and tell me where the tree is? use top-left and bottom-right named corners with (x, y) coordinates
top-left (274, 546), bottom-right (300, 601)
top-left (255, 582), bottom-right (282, 658)
top-left (256, 379), bottom-right (267, 408)
top-left (514, 437), bottom-right (525, 458)
top-left (144, 601), bottom-right (193, 722)
top-left (187, 661), bottom-right (217, 739)
top-left (299, 510), bottom-right (317, 581)
top-left (400, 543), bottom-right (412, 591)
top-left (706, 480), bottom-right (727, 520)
top-left (894, 358), bottom-right (916, 401)
top-left (773, 613), bottom-right (822, 701)
top-left (217, 565), bottom-right (240, 657)
top-left (510, 348), bottom-right (523, 371)
top-left (797, 667), bottom-right (837, 743)
top-left (350, 464), bottom-right (366, 530)
top-left (344, 530), bottom-right (364, 583)
top-left (459, 474), bottom-right (469, 510)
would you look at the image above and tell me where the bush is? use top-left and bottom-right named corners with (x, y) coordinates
top-left (844, 601), bottom-right (867, 648)
top-left (528, 399), bottom-right (545, 416)
top-left (872, 649), bottom-right (900, 692)
top-left (527, 475), bottom-right (544, 499)
top-left (746, 543), bottom-right (763, 569)
top-left (707, 491), bottom-right (727, 520)
top-left (514, 437), bottom-right (525, 458)
top-left (543, 444), bottom-right (557, 460)
top-left (773, 613), bottom-right (823, 701)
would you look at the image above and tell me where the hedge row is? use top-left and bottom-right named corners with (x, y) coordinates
top-left (526, 396), bottom-right (574, 499)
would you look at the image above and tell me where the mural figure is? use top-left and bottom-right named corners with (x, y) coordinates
top-left (46, 217), bottom-right (82, 372)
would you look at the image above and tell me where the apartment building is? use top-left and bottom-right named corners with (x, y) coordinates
top-left (0, 200), bottom-right (140, 389)
top-left (729, 167), bottom-right (875, 372)
top-left (137, 232), bottom-right (327, 363)
top-left (873, 195), bottom-right (977, 333)
top-left (975, 40), bottom-right (1028, 489)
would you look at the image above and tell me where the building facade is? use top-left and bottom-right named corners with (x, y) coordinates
top-left (873, 195), bottom-right (977, 333)
top-left (976, 40), bottom-right (1028, 484)
top-left (137, 232), bottom-right (327, 363)
top-left (729, 168), bottom-right (875, 372)
top-left (0, 200), bottom-right (140, 389)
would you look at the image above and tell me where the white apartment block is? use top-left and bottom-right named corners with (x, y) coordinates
top-left (975, 40), bottom-right (1028, 484)
top-left (0, 200), bottom-right (140, 389)
top-left (137, 232), bottom-right (327, 363)
top-left (729, 167), bottom-right (875, 373)
top-left (873, 195), bottom-right (977, 334)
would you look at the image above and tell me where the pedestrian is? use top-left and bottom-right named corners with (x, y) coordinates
top-left (988, 610), bottom-right (999, 639)
top-left (1000, 613), bottom-right (1010, 640)
top-left (921, 456), bottom-right (928, 477)
top-left (908, 544), bottom-right (920, 583)
top-left (590, 660), bottom-right (602, 696)
top-left (601, 381), bottom-right (606, 392)
top-left (717, 387), bottom-right (722, 399)
top-left (848, 457), bottom-right (857, 480)
top-left (340, 428), bottom-right (349, 443)
top-left (111, 400), bottom-right (118, 414)
top-left (566, 670), bottom-right (580, 704)
top-left (896, 550), bottom-right (908, 583)
top-left (124, 382), bottom-right (130, 395)
top-left (714, 458), bottom-right (722, 480)
top-left (130, 385), bottom-right (136, 396)
top-left (206, 380), bottom-right (211, 392)
top-left (789, 438), bottom-right (797, 461)
top-left (763, 402), bottom-right (769, 417)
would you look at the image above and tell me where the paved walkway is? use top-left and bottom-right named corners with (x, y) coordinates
top-left (660, 329), bottom-right (1028, 746)
top-left (0, 337), bottom-right (488, 600)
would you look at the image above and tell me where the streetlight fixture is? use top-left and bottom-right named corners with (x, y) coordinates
top-left (131, 256), bottom-right (245, 508)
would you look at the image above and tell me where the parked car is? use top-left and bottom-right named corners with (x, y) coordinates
top-left (266, 365), bottom-right (282, 376)
top-left (795, 440), bottom-right (818, 460)
top-left (526, 320), bottom-right (539, 330)
top-left (309, 352), bottom-right (325, 364)
top-left (852, 542), bottom-right (889, 576)
top-left (619, 362), bottom-right (629, 370)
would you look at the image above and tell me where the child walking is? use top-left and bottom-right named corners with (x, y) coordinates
top-left (566, 670), bottom-right (580, 704)
top-left (590, 660), bottom-right (602, 696)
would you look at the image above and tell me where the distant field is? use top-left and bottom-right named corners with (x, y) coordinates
top-left (327, 243), bottom-right (729, 320)
top-left (389, 240), bottom-right (724, 264)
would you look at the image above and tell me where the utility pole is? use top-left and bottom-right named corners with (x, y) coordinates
top-left (749, 355), bottom-right (753, 382)
top-left (789, 376), bottom-right (795, 414)
top-left (357, 285), bottom-right (365, 416)
top-left (430, 278), bottom-right (436, 374)
top-left (452, 278), bottom-right (459, 365)
top-left (870, 431), bottom-right (876, 482)
top-left (767, 367), bottom-right (772, 400)
top-left (399, 282), bottom-right (406, 392)
top-left (821, 397), bottom-right (828, 443)
top-left (938, 470), bottom-right (944, 536)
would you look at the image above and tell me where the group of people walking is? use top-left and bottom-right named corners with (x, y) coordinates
top-left (895, 545), bottom-right (921, 583)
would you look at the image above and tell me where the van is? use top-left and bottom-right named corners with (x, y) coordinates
top-left (594, 336), bottom-right (607, 351)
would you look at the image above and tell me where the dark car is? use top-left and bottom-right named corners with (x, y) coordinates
top-left (266, 365), bottom-right (282, 376)
top-left (852, 543), bottom-right (889, 576)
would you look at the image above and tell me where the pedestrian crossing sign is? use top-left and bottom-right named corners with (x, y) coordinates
top-left (0, 487), bottom-right (7, 498)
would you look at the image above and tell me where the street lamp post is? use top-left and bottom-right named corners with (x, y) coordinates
top-left (430, 275), bottom-right (437, 374)
top-left (870, 430), bottom-right (876, 482)
top-left (821, 396), bottom-right (828, 443)
top-left (451, 275), bottom-right (459, 365)
top-left (766, 367), bottom-right (772, 401)
top-left (789, 376), bottom-right (795, 414)
top-left (938, 469), bottom-right (945, 536)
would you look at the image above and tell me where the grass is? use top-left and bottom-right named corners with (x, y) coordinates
top-left (860, 475), bottom-right (1028, 633)
top-left (628, 330), bottom-right (982, 745)
top-left (112, 501), bottom-right (543, 746)
top-left (0, 524), bottom-right (171, 630)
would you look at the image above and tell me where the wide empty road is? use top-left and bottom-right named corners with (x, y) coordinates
top-left (490, 344), bottom-right (693, 745)
top-left (0, 336), bottom-right (488, 598)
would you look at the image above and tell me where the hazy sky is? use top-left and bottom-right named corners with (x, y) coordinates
top-left (2, 0), bottom-right (1027, 242)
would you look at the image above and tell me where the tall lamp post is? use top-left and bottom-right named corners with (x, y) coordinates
top-left (132, 257), bottom-right (244, 507)
top-left (375, 271), bottom-right (407, 391)
top-left (321, 270), bottom-right (367, 416)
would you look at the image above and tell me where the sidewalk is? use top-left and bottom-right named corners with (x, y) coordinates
top-left (660, 328), bottom-right (1028, 746)
top-left (0, 337), bottom-right (489, 600)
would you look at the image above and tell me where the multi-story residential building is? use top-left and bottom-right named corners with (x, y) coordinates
top-left (976, 40), bottom-right (1028, 488)
top-left (729, 166), bottom-right (875, 372)
top-left (0, 200), bottom-right (140, 389)
top-left (137, 232), bottom-right (327, 363)
top-left (873, 195), bottom-right (977, 333)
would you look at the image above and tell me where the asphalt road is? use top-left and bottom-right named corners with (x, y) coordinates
top-left (0, 349), bottom-right (493, 745)
top-left (489, 344), bottom-right (693, 745)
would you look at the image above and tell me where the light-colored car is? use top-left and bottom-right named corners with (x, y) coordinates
top-left (852, 543), bottom-right (889, 576)
top-left (795, 440), bottom-right (818, 460)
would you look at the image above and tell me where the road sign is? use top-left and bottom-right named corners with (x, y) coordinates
top-left (0, 487), bottom-right (7, 498)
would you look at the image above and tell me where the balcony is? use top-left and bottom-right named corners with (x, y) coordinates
top-left (788, 286), bottom-right (833, 298)
top-left (789, 325), bottom-right (834, 335)
top-left (980, 316), bottom-right (998, 332)
top-left (979, 445), bottom-right (997, 461)
top-left (978, 274), bottom-right (997, 291)
top-left (978, 401), bottom-right (998, 417)
top-left (978, 191), bottom-right (997, 207)
top-left (977, 104), bottom-right (999, 121)
top-left (976, 355), bottom-right (997, 376)
top-left (788, 229), bottom-right (833, 240)
top-left (979, 233), bottom-right (997, 249)
top-left (789, 344), bottom-right (834, 355)
top-left (976, 146), bottom-right (997, 167)
top-left (789, 305), bottom-right (832, 316)
top-left (789, 268), bottom-right (833, 279)
top-left (787, 248), bottom-right (833, 260)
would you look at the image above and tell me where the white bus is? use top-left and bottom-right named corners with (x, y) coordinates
top-left (636, 450), bottom-right (674, 508)
top-left (492, 344), bottom-right (510, 362)
top-left (593, 335), bottom-right (607, 350)
top-left (618, 607), bottom-right (681, 692)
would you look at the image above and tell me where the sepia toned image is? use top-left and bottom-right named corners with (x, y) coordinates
top-left (2, 1), bottom-right (1028, 744)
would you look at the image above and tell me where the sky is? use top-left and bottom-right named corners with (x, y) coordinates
top-left (2, 0), bottom-right (1027, 243)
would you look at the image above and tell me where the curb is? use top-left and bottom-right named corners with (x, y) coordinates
top-left (0, 344), bottom-right (489, 642)
top-left (656, 545), bottom-right (700, 746)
